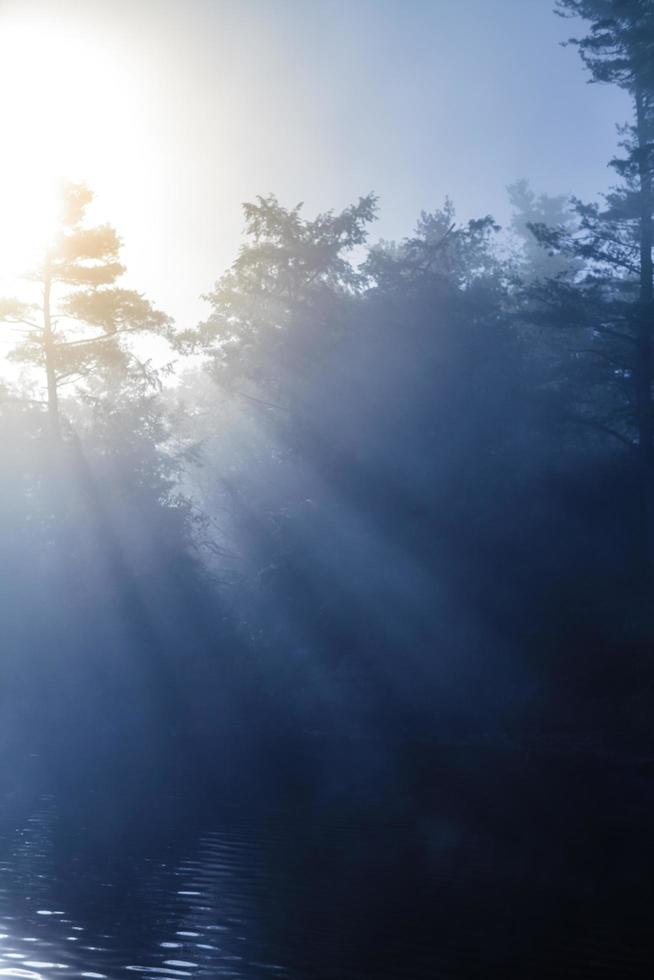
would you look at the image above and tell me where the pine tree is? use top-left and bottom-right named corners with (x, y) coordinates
top-left (180, 194), bottom-right (377, 397)
top-left (0, 182), bottom-right (172, 442)
top-left (544, 0), bottom-right (654, 575)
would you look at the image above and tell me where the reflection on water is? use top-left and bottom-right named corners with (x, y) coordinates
top-left (0, 798), bottom-right (289, 980)
top-left (0, 743), bottom-right (652, 979)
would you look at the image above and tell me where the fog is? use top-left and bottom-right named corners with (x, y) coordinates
top-left (0, 2), bottom-right (653, 979)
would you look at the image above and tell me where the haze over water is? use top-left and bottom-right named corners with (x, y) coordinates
top-left (0, 2), bottom-right (653, 978)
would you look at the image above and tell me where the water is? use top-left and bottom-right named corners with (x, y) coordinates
top-left (0, 739), bottom-right (652, 979)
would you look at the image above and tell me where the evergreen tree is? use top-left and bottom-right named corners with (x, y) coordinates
top-left (507, 179), bottom-right (582, 282)
top-left (0, 182), bottom-right (172, 442)
top-left (529, 0), bottom-right (654, 574)
top-left (179, 193), bottom-right (377, 404)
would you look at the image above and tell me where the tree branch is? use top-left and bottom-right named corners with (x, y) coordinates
top-left (593, 324), bottom-right (636, 344)
top-left (567, 347), bottom-right (629, 369)
top-left (57, 331), bottom-right (119, 348)
top-left (0, 317), bottom-right (41, 330)
top-left (572, 415), bottom-right (636, 449)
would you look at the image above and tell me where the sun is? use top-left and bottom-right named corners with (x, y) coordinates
top-left (0, 12), bottom-right (130, 289)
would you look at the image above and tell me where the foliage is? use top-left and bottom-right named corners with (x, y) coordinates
top-left (0, 182), bottom-right (172, 437)
top-left (177, 193), bottom-right (377, 395)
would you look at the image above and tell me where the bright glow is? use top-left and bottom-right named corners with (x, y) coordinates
top-left (0, 13), bottom-right (137, 290)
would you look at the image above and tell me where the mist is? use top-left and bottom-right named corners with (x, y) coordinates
top-left (0, 2), bottom-right (653, 978)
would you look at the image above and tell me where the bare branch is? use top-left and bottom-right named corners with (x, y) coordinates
top-left (567, 347), bottom-right (629, 369)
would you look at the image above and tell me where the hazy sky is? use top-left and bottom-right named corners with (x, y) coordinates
top-left (0, 0), bottom-right (631, 328)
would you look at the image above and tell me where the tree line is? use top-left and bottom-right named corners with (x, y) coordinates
top-left (1, 0), bottom-right (653, 755)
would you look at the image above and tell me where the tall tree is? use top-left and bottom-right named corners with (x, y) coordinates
top-left (0, 182), bottom-right (171, 442)
top-left (538, 0), bottom-right (654, 574)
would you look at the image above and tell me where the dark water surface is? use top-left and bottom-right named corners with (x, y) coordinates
top-left (0, 738), bottom-right (652, 979)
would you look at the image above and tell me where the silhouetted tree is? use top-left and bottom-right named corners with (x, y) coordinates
top-left (549, 0), bottom-right (654, 573)
top-left (508, 179), bottom-right (582, 282)
top-left (179, 193), bottom-right (377, 402)
top-left (0, 182), bottom-right (171, 442)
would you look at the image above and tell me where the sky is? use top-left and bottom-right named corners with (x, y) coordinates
top-left (0, 0), bottom-right (631, 330)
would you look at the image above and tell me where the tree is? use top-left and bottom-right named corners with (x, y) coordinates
top-left (0, 182), bottom-right (172, 442)
top-left (364, 198), bottom-right (501, 293)
top-left (179, 193), bottom-right (377, 403)
top-left (530, 0), bottom-right (654, 575)
top-left (507, 179), bottom-right (582, 282)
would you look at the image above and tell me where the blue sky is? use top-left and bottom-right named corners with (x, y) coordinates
top-left (0, 0), bottom-right (632, 326)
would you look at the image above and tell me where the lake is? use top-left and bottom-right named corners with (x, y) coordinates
top-left (0, 736), bottom-right (651, 978)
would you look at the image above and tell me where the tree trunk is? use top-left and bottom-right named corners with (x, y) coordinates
top-left (43, 266), bottom-right (61, 443)
top-left (635, 85), bottom-right (654, 582)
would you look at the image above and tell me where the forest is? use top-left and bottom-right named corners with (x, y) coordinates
top-left (0, 2), bottom-right (653, 979)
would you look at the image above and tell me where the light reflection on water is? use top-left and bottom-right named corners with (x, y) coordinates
top-left (0, 797), bottom-right (289, 980)
top-left (0, 747), bottom-right (651, 980)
